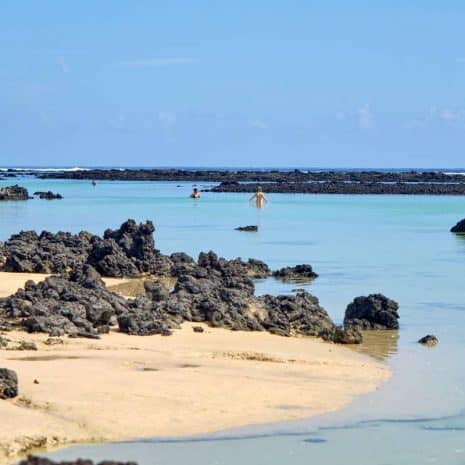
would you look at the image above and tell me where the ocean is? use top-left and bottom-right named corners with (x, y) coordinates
top-left (2, 174), bottom-right (465, 464)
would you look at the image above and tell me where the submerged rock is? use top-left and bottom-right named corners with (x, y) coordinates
top-left (418, 334), bottom-right (438, 346)
top-left (0, 368), bottom-right (18, 399)
top-left (235, 225), bottom-right (258, 232)
top-left (344, 294), bottom-right (399, 330)
top-left (19, 456), bottom-right (138, 465)
top-left (33, 191), bottom-right (63, 200)
top-left (0, 185), bottom-right (29, 201)
top-left (451, 218), bottom-right (465, 233)
top-left (272, 264), bottom-right (318, 281)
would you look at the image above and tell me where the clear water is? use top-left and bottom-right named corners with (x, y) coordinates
top-left (2, 177), bottom-right (465, 464)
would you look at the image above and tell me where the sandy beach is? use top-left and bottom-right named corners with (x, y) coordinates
top-left (0, 273), bottom-right (390, 464)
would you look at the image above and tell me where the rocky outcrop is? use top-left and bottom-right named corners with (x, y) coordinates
top-left (451, 218), bottom-right (465, 233)
top-left (418, 334), bottom-right (438, 346)
top-left (0, 265), bottom-right (128, 336)
top-left (0, 219), bottom-right (169, 277)
top-left (0, 368), bottom-right (18, 399)
top-left (272, 265), bottom-right (318, 281)
top-left (33, 191), bottom-right (63, 200)
top-left (235, 225), bottom-right (258, 232)
top-left (344, 294), bottom-right (399, 330)
top-left (0, 185), bottom-right (29, 201)
top-left (19, 456), bottom-right (138, 465)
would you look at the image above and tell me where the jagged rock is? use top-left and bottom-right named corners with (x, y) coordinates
top-left (321, 327), bottom-right (363, 344)
top-left (19, 456), bottom-right (138, 465)
top-left (0, 185), bottom-right (29, 201)
top-left (33, 191), bottom-right (63, 200)
top-left (235, 225), bottom-right (258, 232)
top-left (272, 264), bottom-right (318, 281)
top-left (418, 334), bottom-right (438, 346)
top-left (193, 326), bottom-right (204, 333)
top-left (15, 341), bottom-right (38, 351)
top-left (0, 368), bottom-right (18, 399)
top-left (344, 294), bottom-right (399, 330)
top-left (451, 218), bottom-right (465, 233)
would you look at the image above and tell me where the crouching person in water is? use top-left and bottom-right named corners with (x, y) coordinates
top-left (190, 187), bottom-right (201, 199)
top-left (249, 186), bottom-right (268, 208)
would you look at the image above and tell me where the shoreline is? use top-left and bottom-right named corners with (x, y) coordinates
top-left (0, 274), bottom-right (390, 464)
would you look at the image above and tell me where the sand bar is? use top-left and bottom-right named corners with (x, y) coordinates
top-left (0, 273), bottom-right (390, 464)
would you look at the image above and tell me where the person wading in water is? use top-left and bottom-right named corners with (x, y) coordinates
top-left (190, 187), bottom-right (201, 199)
top-left (249, 186), bottom-right (268, 208)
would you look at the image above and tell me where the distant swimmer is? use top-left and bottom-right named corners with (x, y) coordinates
top-left (249, 186), bottom-right (268, 208)
top-left (190, 187), bottom-right (201, 199)
top-left (92, 180), bottom-right (97, 186)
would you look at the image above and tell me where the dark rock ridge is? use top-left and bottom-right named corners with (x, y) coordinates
top-left (451, 218), bottom-right (465, 233)
top-left (235, 225), bottom-right (258, 232)
top-left (418, 334), bottom-right (438, 346)
top-left (19, 456), bottom-right (137, 465)
top-left (272, 265), bottom-right (318, 281)
top-left (0, 368), bottom-right (18, 399)
top-left (0, 250), bottom-right (355, 344)
top-left (344, 294), bottom-right (400, 330)
top-left (0, 219), bottom-right (169, 277)
top-left (34, 191), bottom-right (63, 200)
top-left (209, 181), bottom-right (465, 196)
top-left (0, 184), bottom-right (29, 201)
top-left (35, 168), bottom-right (465, 184)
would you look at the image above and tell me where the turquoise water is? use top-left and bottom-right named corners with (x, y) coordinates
top-left (2, 177), bottom-right (465, 464)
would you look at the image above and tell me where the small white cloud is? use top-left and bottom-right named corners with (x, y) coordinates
top-left (122, 57), bottom-right (193, 67)
top-left (358, 103), bottom-right (373, 129)
top-left (158, 112), bottom-right (177, 126)
top-left (248, 119), bottom-right (268, 129)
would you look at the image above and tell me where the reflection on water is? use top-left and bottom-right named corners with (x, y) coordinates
top-left (350, 330), bottom-right (399, 361)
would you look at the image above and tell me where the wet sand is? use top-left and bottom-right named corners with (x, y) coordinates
top-left (0, 273), bottom-right (390, 464)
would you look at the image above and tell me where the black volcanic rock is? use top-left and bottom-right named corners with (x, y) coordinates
top-left (451, 218), bottom-right (465, 233)
top-left (34, 191), bottom-right (63, 200)
top-left (272, 264), bottom-right (318, 281)
top-left (235, 225), bottom-right (258, 232)
top-left (418, 334), bottom-right (438, 346)
top-left (0, 368), bottom-right (18, 399)
top-left (344, 294), bottom-right (399, 330)
top-left (0, 185), bottom-right (29, 201)
top-left (19, 456), bottom-right (138, 465)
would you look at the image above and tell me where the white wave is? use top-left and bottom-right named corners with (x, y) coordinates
top-left (0, 167), bottom-right (89, 172)
top-left (444, 172), bottom-right (465, 176)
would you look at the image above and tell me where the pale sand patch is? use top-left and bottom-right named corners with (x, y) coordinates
top-left (0, 272), bottom-right (390, 463)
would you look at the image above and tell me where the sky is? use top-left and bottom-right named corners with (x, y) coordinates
top-left (1, 1), bottom-right (465, 168)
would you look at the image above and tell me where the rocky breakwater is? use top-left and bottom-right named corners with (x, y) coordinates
top-left (0, 219), bottom-right (171, 277)
top-left (19, 457), bottom-right (137, 465)
top-left (451, 218), bottom-right (465, 233)
top-left (33, 191), bottom-right (63, 200)
top-left (0, 185), bottom-right (30, 201)
top-left (209, 181), bottom-right (465, 196)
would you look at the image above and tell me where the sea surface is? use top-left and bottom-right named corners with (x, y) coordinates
top-left (2, 176), bottom-right (465, 464)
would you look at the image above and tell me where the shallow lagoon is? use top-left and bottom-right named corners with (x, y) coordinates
top-left (1, 177), bottom-right (465, 464)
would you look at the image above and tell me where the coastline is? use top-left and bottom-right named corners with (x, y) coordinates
top-left (0, 274), bottom-right (390, 464)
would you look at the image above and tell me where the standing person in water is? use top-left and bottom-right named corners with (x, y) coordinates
top-left (249, 185), bottom-right (268, 208)
top-left (190, 187), bottom-right (201, 199)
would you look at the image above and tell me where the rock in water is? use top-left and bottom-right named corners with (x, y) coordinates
top-left (344, 294), bottom-right (399, 330)
top-left (0, 368), bottom-right (18, 399)
top-left (235, 225), bottom-right (258, 232)
top-left (418, 334), bottom-right (438, 346)
top-left (451, 218), bottom-right (465, 233)
top-left (19, 457), bottom-right (138, 465)
top-left (33, 191), bottom-right (63, 200)
top-left (0, 185), bottom-right (29, 201)
top-left (272, 264), bottom-right (318, 281)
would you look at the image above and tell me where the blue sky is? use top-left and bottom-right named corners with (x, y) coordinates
top-left (1, 1), bottom-right (465, 168)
